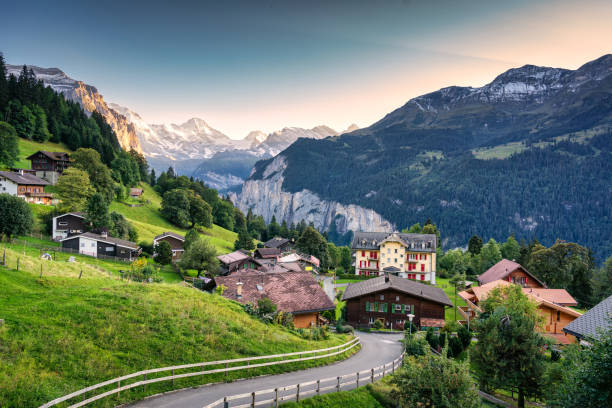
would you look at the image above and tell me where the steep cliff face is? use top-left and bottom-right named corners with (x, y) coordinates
top-left (6, 65), bottom-right (142, 153)
top-left (233, 156), bottom-right (393, 234)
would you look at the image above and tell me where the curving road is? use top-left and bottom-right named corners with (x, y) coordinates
top-left (128, 331), bottom-right (404, 408)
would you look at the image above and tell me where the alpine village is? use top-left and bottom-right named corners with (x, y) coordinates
top-left (1, 3), bottom-right (612, 408)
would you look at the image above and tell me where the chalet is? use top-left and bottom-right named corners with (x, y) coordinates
top-left (351, 232), bottom-right (437, 284)
top-left (153, 232), bottom-right (185, 261)
top-left (254, 247), bottom-right (281, 260)
top-left (217, 250), bottom-right (263, 275)
top-left (215, 271), bottom-right (335, 328)
top-left (26, 151), bottom-right (70, 185)
top-left (342, 274), bottom-right (452, 330)
top-left (60, 232), bottom-right (141, 261)
top-left (52, 212), bottom-right (87, 240)
top-left (563, 294), bottom-right (612, 345)
top-left (0, 171), bottom-right (53, 205)
top-left (458, 279), bottom-right (582, 344)
top-left (264, 237), bottom-right (293, 252)
top-left (478, 259), bottom-right (546, 288)
top-left (130, 188), bottom-right (143, 198)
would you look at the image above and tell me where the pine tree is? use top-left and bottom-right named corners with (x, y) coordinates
top-left (150, 168), bottom-right (156, 186)
top-left (0, 52), bottom-right (8, 109)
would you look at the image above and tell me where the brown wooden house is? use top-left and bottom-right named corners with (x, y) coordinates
top-left (217, 250), bottom-right (263, 275)
top-left (342, 274), bottom-right (452, 330)
top-left (26, 151), bottom-right (70, 185)
top-left (215, 270), bottom-right (335, 328)
top-left (264, 237), bottom-right (293, 252)
top-left (153, 232), bottom-right (185, 261)
top-left (478, 259), bottom-right (546, 288)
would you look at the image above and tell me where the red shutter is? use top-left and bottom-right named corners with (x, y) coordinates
top-left (362, 251), bottom-right (365, 257)
top-left (421, 264), bottom-right (425, 272)
top-left (368, 260), bottom-right (371, 267)
top-left (525, 277), bottom-right (529, 284)
top-left (508, 276), bottom-right (511, 282)
top-left (424, 254), bottom-right (427, 260)
top-left (421, 274), bottom-right (425, 281)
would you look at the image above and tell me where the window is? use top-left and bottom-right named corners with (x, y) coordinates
top-left (387, 258), bottom-right (390, 262)
top-left (91, 242), bottom-right (95, 247)
top-left (394, 304), bottom-right (402, 313)
top-left (365, 301), bottom-right (369, 311)
top-left (374, 302), bottom-right (379, 312)
top-left (380, 294), bottom-right (384, 300)
top-left (396, 296), bottom-right (400, 301)
top-left (105, 247), bottom-right (113, 252)
top-left (80, 242), bottom-right (85, 247)
top-left (556, 311), bottom-right (560, 321)
top-left (394, 258), bottom-right (397, 263)
top-left (394, 248), bottom-right (398, 253)
top-left (387, 249), bottom-right (391, 254)
top-left (58, 222), bottom-right (68, 226)
top-left (424, 254), bottom-right (427, 260)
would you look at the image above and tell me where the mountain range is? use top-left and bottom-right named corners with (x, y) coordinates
top-left (234, 54), bottom-right (612, 258)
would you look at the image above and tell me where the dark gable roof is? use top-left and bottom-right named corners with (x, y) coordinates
top-left (478, 259), bottom-right (546, 287)
top-left (255, 247), bottom-right (281, 258)
top-left (56, 212), bottom-right (85, 219)
top-left (264, 237), bottom-right (290, 249)
top-left (351, 231), bottom-right (436, 252)
top-left (61, 232), bottom-right (139, 249)
top-left (215, 271), bottom-right (335, 314)
top-left (563, 295), bottom-right (612, 341)
top-left (0, 171), bottom-right (49, 186)
top-left (154, 231), bottom-right (185, 242)
top-left (26, 151), bottom-right (70, 161)
top-left (342, 275), bottom-right (453, 307)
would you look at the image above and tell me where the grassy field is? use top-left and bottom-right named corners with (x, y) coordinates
top-left (0, 267), bottom-right (355, 408)
top-left (281, 385), bottom-right (385, 407)
top-left (110, 183), bottom-right (237, 252)
top-left (435, 277), bottom-right (468, 322)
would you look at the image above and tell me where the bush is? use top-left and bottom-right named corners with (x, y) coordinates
top-left (448, 336), bottom-right (464, 358)
top-left (373, 319), bottom-right (384, 330)
top-left (404, 335), bottom-right (428, 357)
top-left (403, 321), bottom-right (418, 333)
top-left (458, 325), bottom-right (472, 349)
top-left (335, 289), bottom-right (344, 301)
top-left (336, 322), bottom-right (354, 333)
top-left (425, 327), bottom-right (439, 350)
top-left (257, 297), bottom-right (277, 316)
top-left (550, 348), bottom-right (561, 362)
top-left (139, 241), bottom-right (154, 256)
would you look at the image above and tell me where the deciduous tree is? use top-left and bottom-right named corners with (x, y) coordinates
top-left (154, 241), bottom-right (173, 265)
top-left (0, 193), bottom-right (33, 241)
top-left (179, 237), bottom-right (219, 277)
top-left (56, 167), bottom-right (94, 212)
top-left (85, 193), bottom-right (110, 231)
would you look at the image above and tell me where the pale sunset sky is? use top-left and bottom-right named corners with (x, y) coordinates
top-left (1, 0), bottom-right (611, 138)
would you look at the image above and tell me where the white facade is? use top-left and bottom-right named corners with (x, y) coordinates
top-left (0, 176), bottom-right (18, 196)
top-left (79, 237), bottom-right (98, 257)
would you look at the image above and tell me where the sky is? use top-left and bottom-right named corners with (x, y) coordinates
top-left (1, 0), bottom-right (611, 138)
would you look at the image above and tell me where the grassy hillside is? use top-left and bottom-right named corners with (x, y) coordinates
top-left (0, 267), bottom-right (353, 408)
top-left (110, 183), bottom-right (237, 252)
top-left (12, 138), bottom-right (237, 253)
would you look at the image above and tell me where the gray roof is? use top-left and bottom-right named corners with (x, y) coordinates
top-left (342, 274), bottom-right (452, 307)
top-left (154, 231), bottom-right (185, 242)
top-left (563, 295), bottom-right (612, 341)
top-left (351, 231), bottom-right (436, 252)
top-left (0, 171), bottom-right (49, 186)
top-left (264, 237), bottom-right (291, 249)
top-left (61, 232), bottom-right (140, 250)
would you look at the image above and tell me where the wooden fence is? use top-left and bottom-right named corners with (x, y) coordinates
top-left (39, 337), bottom-right (360, 408)
top-left (203, 352), bottom-right (406, 408)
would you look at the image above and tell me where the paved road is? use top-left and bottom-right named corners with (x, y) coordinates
top-left (320, 276), bottom-right (336, 301)
top-left (128, 332), bottom-right (403, 408)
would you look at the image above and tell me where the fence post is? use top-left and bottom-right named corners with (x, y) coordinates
top-left (371, 368), bottom-right (374, 383)
top-left (337, 376), bottom-right (341, 392)
top-left (143, 373), bottom-right (146, 392)
top-left (172, 368), bottom-right (175, 386)
top-left (117, 380), bottom-right (121, 397)
top-left (225, 362), bottom-right (228, 378)
top-left (79, 269), bottom-right (82, 279)
top-left (275, 388), bottom-right (279, 407)
top-left (383, 363), bottom-right (386, 377)
top-left (224, 396), bottom-right (228, 408)
top-left (296, 383), bottom-right (300, 402)
top-left (356, 372), bottom-right (359, 388)
top-left (251, 391), bottom-right (256, 407)
top-left (317, 379), bottom-right (320, 394)
top-left (40, 263), bottom-right (43, 278)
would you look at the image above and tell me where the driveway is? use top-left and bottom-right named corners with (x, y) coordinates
top-left (128, 331), bottom-right (404, 408)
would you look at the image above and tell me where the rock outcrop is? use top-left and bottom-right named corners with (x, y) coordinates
top-left (233, 156), bottom-right (393, 234)
top-left (6, 65), bottom-right (142, 153)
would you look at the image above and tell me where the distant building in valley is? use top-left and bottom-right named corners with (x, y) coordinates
top-left (351, 232), bottom-right (437, 284)
top-left (26, 151), bottom-right (70, 185)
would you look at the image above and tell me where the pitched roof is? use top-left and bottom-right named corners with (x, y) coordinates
top-left (351, 231), bottom-right (436, 252)
top-left (255, 247), bottom-right (281, 258)
top-left (0, 171), bottom-right (50, 186)
top-left (26, 151), bottom-right (70, 161)
top-left (522, 288), bottom-right (578, 306)
top-left (278, 253), bottom-right (320, 267)
top-left (154, 231), bottom-right (185, 242)
top-left (563, 295), bottom-right (612, 341)
top-left (60, 232), bottom-right (139, 249)
top-left (217, 250), bottom-right (251, 265)
top-left (56, 212), bottom-right (86, 219)
top-left (130, 188), bottom-right (143, 195)
top-left (342, 275), bottom-right (453, 307)
top-left (264, 237), bottom-right (291, 249)
top-left (215, 271), bottom-right (335, 314)
top-left (477, 259), bottom-right (546, 287)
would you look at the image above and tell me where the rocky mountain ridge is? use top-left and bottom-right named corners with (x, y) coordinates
top-left (6, 65), bottom-right (142, 153)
